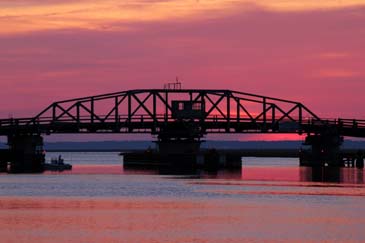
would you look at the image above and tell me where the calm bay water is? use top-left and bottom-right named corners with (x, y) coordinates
top-left (1, 152), bottom-right (365, 242)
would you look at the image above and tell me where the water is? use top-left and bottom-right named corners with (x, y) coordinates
top-left (1, 152), bottom-right (365, 243)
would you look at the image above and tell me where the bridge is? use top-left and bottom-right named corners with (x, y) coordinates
top-left (1, 89), bottom-right (365, 172)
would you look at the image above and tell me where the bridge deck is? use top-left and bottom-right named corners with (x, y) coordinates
top-left (1, 115), bottom-right (365, 137)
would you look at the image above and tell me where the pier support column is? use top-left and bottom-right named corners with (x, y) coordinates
top-left (156, 138), bottom-right (202, 168)
top-left (0, 149), bottom-right (9, 172)
top-left (356, 151), bottom-right (364, 169)
top-left (156, 139), bottom-right (201, 155)
top-left (300, 132), bottom-right (343, 167)
top-left (7, 134), bottom-right (45, 173)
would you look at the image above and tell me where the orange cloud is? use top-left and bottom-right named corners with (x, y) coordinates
top-left (1, 0), bottom-right (365, 35)
top-left (317, 69), bottom-right (360, 78)
top-left (318, 52), bottom-right (351, 59)
top-left (256, 0), bottom-right (365, 11)
top-left (0, 1), bottom-right (239, 35)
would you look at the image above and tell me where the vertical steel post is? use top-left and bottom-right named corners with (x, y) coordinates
top-left (52, 104), bottom-right (56, 121)
top-left (201, 92), bottom-right (205, 125)
top-left (115, 96), bottom-right (119, 127)
top-left (153, 92), bottom-right (156, 119)
top-left (298, 104), bottom-right (303, 134)
top-left (298, 104), bottom-right (302, 126)
top-left (76, 102), bottom-right (80, 129)
top-left (91, 97), bottom-right (94, 124)
top-left (236, 98), bottom-right (240, 123)
top-left (227, 92), bottom-right (230, 131)
top-left (153, 92), bottom-right (157, 132)
top-left (165, 91), bottom-right (168, 123)
top-left (127, 93), bottom-right (132, 132)
top-left (263, 97), bottom-right (267, 130)
top-left (128, 93), bottom-right (131, 123)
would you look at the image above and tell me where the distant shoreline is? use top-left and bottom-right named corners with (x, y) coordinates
top-left (47, 148), bottom-right (300, 158)
top-left (47, 148), bottom-right (365, 159)
top-left (3, 140), bottom-right (365, 152)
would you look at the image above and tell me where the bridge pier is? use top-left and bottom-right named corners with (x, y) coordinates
top-left (0, 149), bottom-right (10, 172)
top-left (157, 139), bottom-right (201, 155)
top-left (300, 132), bottom-right (343, 167)
top-left (124, 122), bottom-right (242, 170)
top-left (123, 139), bottom-right (242, 170)
top-left (155, 138), bottom-right (202, 168)
top-left (5, 134), bottom-right (45, 173)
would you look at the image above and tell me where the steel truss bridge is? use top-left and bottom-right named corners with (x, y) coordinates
top-left (0, 89), bottom-right (365, 139)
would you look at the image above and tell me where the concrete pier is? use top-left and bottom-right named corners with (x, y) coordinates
top-left (300, 132), bottom-right (343, 167)
top-left (122, 147), bottom-right (242, 170)
top-left (5, 134), bottom-right (45, 173)
top-left (0, 149), bottom-right (10, 172)
top-left (123, 147), bottom-right (365, 169)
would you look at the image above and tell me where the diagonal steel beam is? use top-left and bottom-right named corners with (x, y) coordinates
top-left (156, 92), bottom-right (173, 114)
top-left (103, 95), bottom-right (127, 121)
top-left (254, 105), bottom-right (273, 121)
top-left (26, 104), bottom-right (53, 125)
top-left (55, 103), bottom-right (78, 121)
top-left (205, 94), bottom-right (226, 119)
top-left (274, 104), bottom-right (299, 123)
top-left (301, 104), bottom-right (321, 121)
top-left (78, 102), bottom-right (104, 123)
top-left (234, 97), bottom-right (255, 121)
top-left (130, 93), bottom-right (154, 120)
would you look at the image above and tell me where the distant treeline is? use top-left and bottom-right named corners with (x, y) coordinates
top-left (1, 140), bottom-right (364, 151)
top-left (0, 140), bottom-right (365, 151)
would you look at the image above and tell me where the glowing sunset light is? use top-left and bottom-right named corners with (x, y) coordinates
top-left (1, 0), bottom-right (365, 35)
top-left (257, 0), bottom-right (365, 11)
top-left (0, 0), bottom-right (239, 34)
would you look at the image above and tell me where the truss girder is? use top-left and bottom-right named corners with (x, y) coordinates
top-left (0, 89), bottom-right (363, 137)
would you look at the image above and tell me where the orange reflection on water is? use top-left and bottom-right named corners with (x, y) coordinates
top-left (0, 197), bottom-right (203, 243)
top-left (242, 167), bottom-right (301, 182)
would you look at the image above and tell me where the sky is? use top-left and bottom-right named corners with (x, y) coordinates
top-left (0, 0), bottom-right (365, 141)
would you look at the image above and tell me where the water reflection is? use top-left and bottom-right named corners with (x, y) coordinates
top-left (124, 166), bottom-right (243, 179)
top-left (42, 164), bottom-right (365, 184)
top-left (300, 167), bottom-right (364, 184)
top-left (2, 196), bottom-right (364, 243)
top-left (125, 166), bottom-right (365, 184)
top-left (125, 165), bottom-right (365, 184)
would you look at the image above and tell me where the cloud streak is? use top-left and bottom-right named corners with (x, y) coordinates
top-left (1, 0), bottom-right (365, 35)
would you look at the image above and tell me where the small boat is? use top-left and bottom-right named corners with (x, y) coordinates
top-left (44, 156), bottom-right (72, 171)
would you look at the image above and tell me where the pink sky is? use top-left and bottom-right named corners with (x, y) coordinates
top-left (0, 1), bottom-right (365, 141)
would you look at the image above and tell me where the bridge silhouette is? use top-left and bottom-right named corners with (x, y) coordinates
top-left (1, 89), bottom-right (365, 172)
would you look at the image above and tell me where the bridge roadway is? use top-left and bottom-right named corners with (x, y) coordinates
top-left (0, 116), bottom-right (365, 138)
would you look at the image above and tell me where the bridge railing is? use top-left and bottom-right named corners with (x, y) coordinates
top-left (337, 119), bottom-right (365, 128)
top-left (305, 118), bottom-right (365, 129)
top-left (0, 114), bottom-right (318, 128)
top-left (1, 115), bottom-right (365, 136)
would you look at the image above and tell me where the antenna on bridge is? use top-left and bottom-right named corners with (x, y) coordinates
top-left (164, 77), bottom-right (182, 90)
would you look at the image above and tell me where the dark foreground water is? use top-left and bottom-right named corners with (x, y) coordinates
top-left (1, 152), bottom-right (365, 243)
